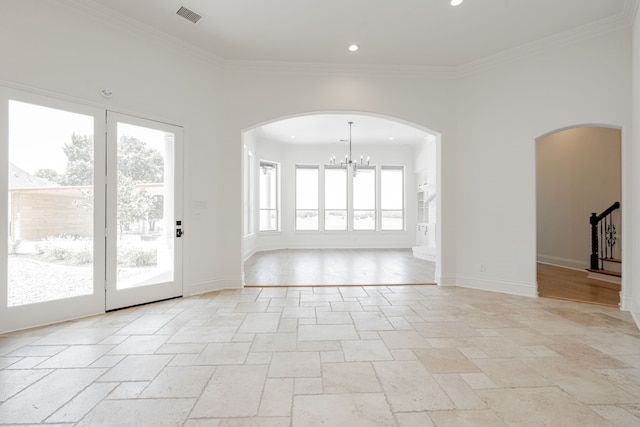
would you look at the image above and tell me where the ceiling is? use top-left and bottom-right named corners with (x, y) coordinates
top-left (88, 0), bottom-right (628, 67)
top-left (84, 0), bottom-right (631, 145)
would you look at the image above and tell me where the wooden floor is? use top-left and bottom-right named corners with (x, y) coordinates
top-left (244, 248), bottom-right (436, 286)
top-left (537, 262), bottom-right (620, 307)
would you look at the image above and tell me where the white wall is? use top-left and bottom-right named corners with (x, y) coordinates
top-left (0, 1), bottom-right (231, 297)
top-left (631, 5), bottom-right (640, 325)
top-left (537, 127), bottom-right (622, 270)
top-left (454, 28), bottom-right (632, 299)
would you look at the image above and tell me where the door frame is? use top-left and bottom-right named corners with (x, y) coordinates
top-left (0, 87), bottom-right (106, 333)
top-left (104, 111), bottom-right (184, 311)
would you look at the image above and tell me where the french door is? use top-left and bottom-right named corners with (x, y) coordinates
top-left (105, 112), bottom-right (183, 311)
top-left (0, 89), bottom-right (183, 333)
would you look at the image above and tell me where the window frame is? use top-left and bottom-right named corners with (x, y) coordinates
top-left (380, 165), bottom-right (405, 231)
top-left (259, 159), bottom-right (280, 232)
top-left (352, 165), bottom-right (376, 231)
top-left (323, 164), bottom-right (348, 231)
top-left (295, 164), bottom-right (320, 231)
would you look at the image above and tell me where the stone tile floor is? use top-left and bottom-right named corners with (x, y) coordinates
top-left (1, 285), bottom-right (639, 426)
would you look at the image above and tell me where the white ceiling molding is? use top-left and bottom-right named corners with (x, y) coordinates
top-left (455, 3), bottom-right (637, 78)
top-left (63, 0), bottom-right (637, 80)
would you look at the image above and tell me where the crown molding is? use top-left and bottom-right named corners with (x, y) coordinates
top-left (455, 2), bottom-right (636, 78)
top-left (61, 0), bottom-right (636, 80)
top-left (60, 0), bottom-right (225, 71)
top-left (223, 60), bottom-right (456, 80)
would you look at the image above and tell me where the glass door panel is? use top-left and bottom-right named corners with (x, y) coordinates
top-left (0, 89), bottom-right (105, 333)
top-left (106, 112), bottom-right (182, 310)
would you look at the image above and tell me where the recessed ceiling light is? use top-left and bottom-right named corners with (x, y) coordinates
top-left (348, 44), bottom-right (359, 52)
top-left (388, 137), bottom-right (395, 141)
top-left (450, 0), bottom-right (463, 6)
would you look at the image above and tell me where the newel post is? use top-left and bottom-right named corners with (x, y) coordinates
top-left (590, 212), bottom-right (599, 270)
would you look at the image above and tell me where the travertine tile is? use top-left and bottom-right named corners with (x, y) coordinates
top-left (250, 333), bottom-right (297, 352)
top-left (195, 342), bottom-right (251, 365)
top-left (292, 393), bottom-right (396, 426)
top-left (77, 398), bottom-right (196, 426)
top-left (167, 325), bottom-right (237, 343)
top-left (38, 344), bottom-right (113, 368)
top-left (351, 312), bottom-right (394, 331)
top-left (342, 340), bottom-right (393, 361)
top-left (322, 362), bottom-right (382, 393)
top-left (107, 335), bottom-right (168, 355)
top-left (238, 313), bottom-right (281, 333)
top-left (99, 354), bottom-right (173, 382)
top-left (298, 324), bottom-right (359, 341)
top-left (428, 409), bottom-right (506, 426)
top-left (107, 381), bottom-right (149, 399)
top-left (0, 368), bottom-right (52, 401)
top-left (478, 387), bottom-right (613, 426)
top-left (395, 412), bottom-right (435, 427)
top-left (316, 311), bottom-right (353, 325)
top-left (48, 382), bottom-right (118, 423)
top-left (1, 284), bottom-right (639, 427)
top-left (258, 378), bottom-right (294, 416)
top-left (459, 372), bottom-right (500, 390)
top-left (433, 374), bottom-right (486, 409)
top-left (140, 366), bottom-right (215, 398)
top-left (0, 368), bottom-right (104, 423)
top-left (268, 351), bottom-right (321, 377)
top-left (374, 360), bottom-right (454, 411)
top-left (294, 377), bottom-right (323, 395)
top-left (184, 419), bottom-right (221, 427)
top-left (414, 348), bottom-right (481, 374)
top-left (191, 365), bottom-right (268, 418)
top-left (523, 356), bottom-right (636, 404)
top-left (473, 358), bottom-right (550, 388)
top-left (220, 417), bottom-right (290, 427)
top-left (590, 404), bottom-right (640, 426)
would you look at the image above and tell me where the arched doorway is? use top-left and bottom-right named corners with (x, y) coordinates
top-left (535, 125), bottom-right (621, 306)
top-left (240, 111), bottom-right (442, 287)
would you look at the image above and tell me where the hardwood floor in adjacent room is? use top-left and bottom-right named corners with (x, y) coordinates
top-left (244, 249), bottom-right (436, 286)
top-left (537, 262), bottom-right (620, 307)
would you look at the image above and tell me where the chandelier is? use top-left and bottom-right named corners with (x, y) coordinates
top-left (329, 121), bottom-right (370, 175)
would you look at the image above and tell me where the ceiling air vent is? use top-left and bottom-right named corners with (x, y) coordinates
top-left (176, 6), bottom-right (202, 24)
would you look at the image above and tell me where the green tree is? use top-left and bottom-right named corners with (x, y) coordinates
top-left (62, 133), bottom-right (94, 185)
top-left (59, 133), bottom-right (164, 230)
top-left (34, 168), bottom-right (61, 184)
top-left (118, 136), bottom-right (164, 183)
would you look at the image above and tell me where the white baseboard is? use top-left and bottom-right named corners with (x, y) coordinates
top-left (455, 275), bottom-right (538, 298)
top-left (184, 276), bottom-right (243, 296)
top-left (620, 292), bottom-right (632, 311)
top-left (537, 254), bottom-right (588, 270)
top-left (436, 274), bottom-right (457, 286)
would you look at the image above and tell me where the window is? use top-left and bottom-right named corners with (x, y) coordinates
top-left (296, 165), bottom-right (319, 230)
top-left (353, 167), bottom-right (375, 230)
top-left (324, 166), bottom-right (347, 230)
top-left (259, 160), bottom-right (279, 231)
top-left (381, 166), bottom-right (404, 230)
top-left (243, 147), bottom-right (255, 237)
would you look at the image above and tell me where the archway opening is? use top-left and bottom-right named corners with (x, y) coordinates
top-left (536, 125), bottom-right (621, 306)
top-left (240, 111), bottom-right (441, 287)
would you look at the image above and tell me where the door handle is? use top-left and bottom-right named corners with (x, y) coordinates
top-left (176, 229), bottom-right (183, 238)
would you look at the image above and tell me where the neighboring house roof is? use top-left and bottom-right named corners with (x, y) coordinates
top-left (9, 163), bottom-right (56, 189)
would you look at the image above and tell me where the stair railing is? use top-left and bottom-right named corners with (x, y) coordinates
top-left (590, 201), bottom-right (620, 270)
